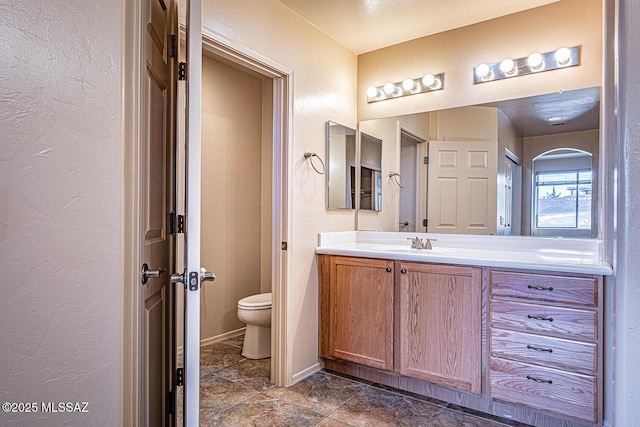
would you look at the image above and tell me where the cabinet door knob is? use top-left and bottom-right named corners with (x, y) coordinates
top-left (401, 268), bottom-right (407, 274)
top-left (386, 267), bottom-right (392, 273)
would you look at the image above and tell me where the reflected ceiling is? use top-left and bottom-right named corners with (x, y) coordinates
top-left (481, 87), bottom-right (600, 137)
top-left (278, 0), bottom-right (562, 54)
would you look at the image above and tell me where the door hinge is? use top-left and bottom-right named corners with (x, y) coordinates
top-left (281, 241), bottom-right (288, 250)
top-left (169, 212), bottom-right (185, 234)
top-left (169, 34), bottom-right (177, 58)
top-left (423, 219), bottom-right (428, 227)
top-left (167, 390), bottom-right (174, 415)
top-left (424, 156), bottom-right (430, 165)
top-left (178, 62), bottom-right (186, 81)
top-left (176, 367), bottom-right (184, 386)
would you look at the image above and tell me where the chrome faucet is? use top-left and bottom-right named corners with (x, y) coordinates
top-left (407, 237), bottom-right (437, 250)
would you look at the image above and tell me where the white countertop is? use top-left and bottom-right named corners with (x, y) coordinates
top-left (316, 231), bottom-right (613, 276)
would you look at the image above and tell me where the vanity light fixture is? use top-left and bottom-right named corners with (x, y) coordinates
top-left (366, 72), bottom-right (444, 103)
top-left (473, 46), bottom-right (579, 84)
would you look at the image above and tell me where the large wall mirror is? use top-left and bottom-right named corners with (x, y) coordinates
top-left (358, 86), bottom-right (600, 238)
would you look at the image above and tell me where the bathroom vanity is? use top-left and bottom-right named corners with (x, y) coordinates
top-left (316, 232), bottom-right (612, 427)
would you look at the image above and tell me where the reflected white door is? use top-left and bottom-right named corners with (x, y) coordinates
top-left (427, 140), bottom-right (498, 234)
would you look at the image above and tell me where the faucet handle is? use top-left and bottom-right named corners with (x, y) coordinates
top-left (424, 238), bottom-right (437, 250)
top-left (407, 236), bottom-right (424, 249)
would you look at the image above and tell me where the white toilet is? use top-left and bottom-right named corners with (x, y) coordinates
top-left (237, 292), bottom-right (272, 359)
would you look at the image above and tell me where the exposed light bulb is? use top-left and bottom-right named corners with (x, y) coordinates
top-left (366, 86), bottom-right (380, 98)
top-left (527, 52), bottom-right (544, 71)
top-left (475, 63), bottom-right (492, 80)
top-left (499, 58), bottom-right (516, 76)
top-left (555, 47), bottom-right (572, 65)
top-left (383, 82), bottom-right (398, 96)
top-left (402, 78), bottom-right (417, 92)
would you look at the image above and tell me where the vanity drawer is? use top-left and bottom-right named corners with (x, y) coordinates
top-left (490, 357), bottom-right (597, 423)
top-left (491, 300), bottom-right (597, 340)
top-left (491, 270), bottom-right (597, 306)
top-left (491, 328), bottom-right (597, 374)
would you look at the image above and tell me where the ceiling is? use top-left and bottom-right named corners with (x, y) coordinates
top-left (482, 87), bottom-right (601, 137)
top-left (278, 0), bottom-right (562, 55)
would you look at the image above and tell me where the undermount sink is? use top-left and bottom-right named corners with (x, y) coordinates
top-left (370, 244), bottom-right (457, 254)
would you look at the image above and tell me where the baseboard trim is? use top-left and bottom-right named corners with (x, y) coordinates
top-left (177, 327), bottom-right (246, 357)
top-left (291, 361), bottom-right (323, 385)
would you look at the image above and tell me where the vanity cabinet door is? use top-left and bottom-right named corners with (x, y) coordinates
top-left (397, 262), bottom-right (482, 394)
top-left (328, 256), bottom-right (394, 370)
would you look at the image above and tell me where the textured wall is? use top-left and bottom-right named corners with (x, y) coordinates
top-left (0, 1), bottom-right (122, 425)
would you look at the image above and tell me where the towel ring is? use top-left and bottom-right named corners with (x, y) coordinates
top-left (389, 172), bottom-right (405, 188)
top-left (304, 152), bottom-right (326, 175)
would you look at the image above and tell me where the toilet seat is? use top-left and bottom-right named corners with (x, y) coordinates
top-left (238, 292), bottom-right (271, 310)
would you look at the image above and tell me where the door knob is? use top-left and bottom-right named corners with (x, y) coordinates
top-left (171, 269), bottom-right (187, 285)
top-left (140, 263), bottom-right (166, 285)
top-left (200, 267), bottom-right (216, 283)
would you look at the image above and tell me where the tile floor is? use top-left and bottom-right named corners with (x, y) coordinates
top-left (179, 335), bottom-right (532, 427)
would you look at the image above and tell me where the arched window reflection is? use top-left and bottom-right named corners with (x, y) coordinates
top-left (532, 148), bottom-right (592, 237)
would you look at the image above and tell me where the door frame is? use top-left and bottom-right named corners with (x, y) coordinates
top-left (398, 125), bottom-right (427, 232)
top-left (122, 0), bottom-right (145, 424)
top-left (198, 25), bottom-right (293, 386)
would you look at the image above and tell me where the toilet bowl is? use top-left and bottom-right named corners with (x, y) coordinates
top-left (237, 293), bottom-right (272, 359)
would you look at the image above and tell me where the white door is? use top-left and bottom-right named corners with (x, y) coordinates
top-left (427, 140), bottom-right (498, 234)
top-left (172, 0), bottom-right (209, 425)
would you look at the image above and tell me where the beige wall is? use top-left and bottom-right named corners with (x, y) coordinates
top-left (200, 54), bottom-right (270, 340)
top-left (357, 0), bottom-right (602, 121)
top-left (198, 0), bottom-right (358, 380)
top-left (0, 1), bottom-right (122, 425)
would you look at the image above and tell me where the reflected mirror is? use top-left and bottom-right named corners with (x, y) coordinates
top-left (358, 86), bottom-right (600, 237)
top-left (326, 121), bottom-right (356, 209)
top-left (358, 132), bottom-right (383, 211)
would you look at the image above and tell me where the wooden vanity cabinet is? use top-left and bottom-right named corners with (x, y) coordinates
top-left (488, 270), bottom-right (603, 425)
top-left (320, 256), bottom-right (394, 370)
top-left (318, 256), bottom-right (482, 391)
top-left (397, 262), bottom-right (482, 394)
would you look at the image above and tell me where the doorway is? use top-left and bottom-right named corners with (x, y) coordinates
top-left (199, 49), bottom-right (273, 346)
top-left (174, 28), bottom-right (291, 408)
top-left (398, 129), bottom-right (425, 232)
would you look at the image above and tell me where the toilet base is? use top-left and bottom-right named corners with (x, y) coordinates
top-left (242, 324), bottom-right (271, 359)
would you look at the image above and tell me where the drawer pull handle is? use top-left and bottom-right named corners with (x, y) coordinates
top-left (401, 268), bottom-right (407, 274)
top-left (527, 375), bottom-right (553, 384)
top-left (386, 267), bottom-right (392, 273)
top-left (527, 344), bottom-right (553, 353)
top-left (528, 315), bottom-right (554, 322)
top-left (528, 285), bottom-right (554, 291)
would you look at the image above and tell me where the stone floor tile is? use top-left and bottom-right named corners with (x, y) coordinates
top-left (265, 371), bottom-right (366, 415)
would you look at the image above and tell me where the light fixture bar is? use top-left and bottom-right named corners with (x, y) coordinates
top-left (366, 73), bottom-right (444, 103)
top-left (473, 46), bottom-right (579, 84)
